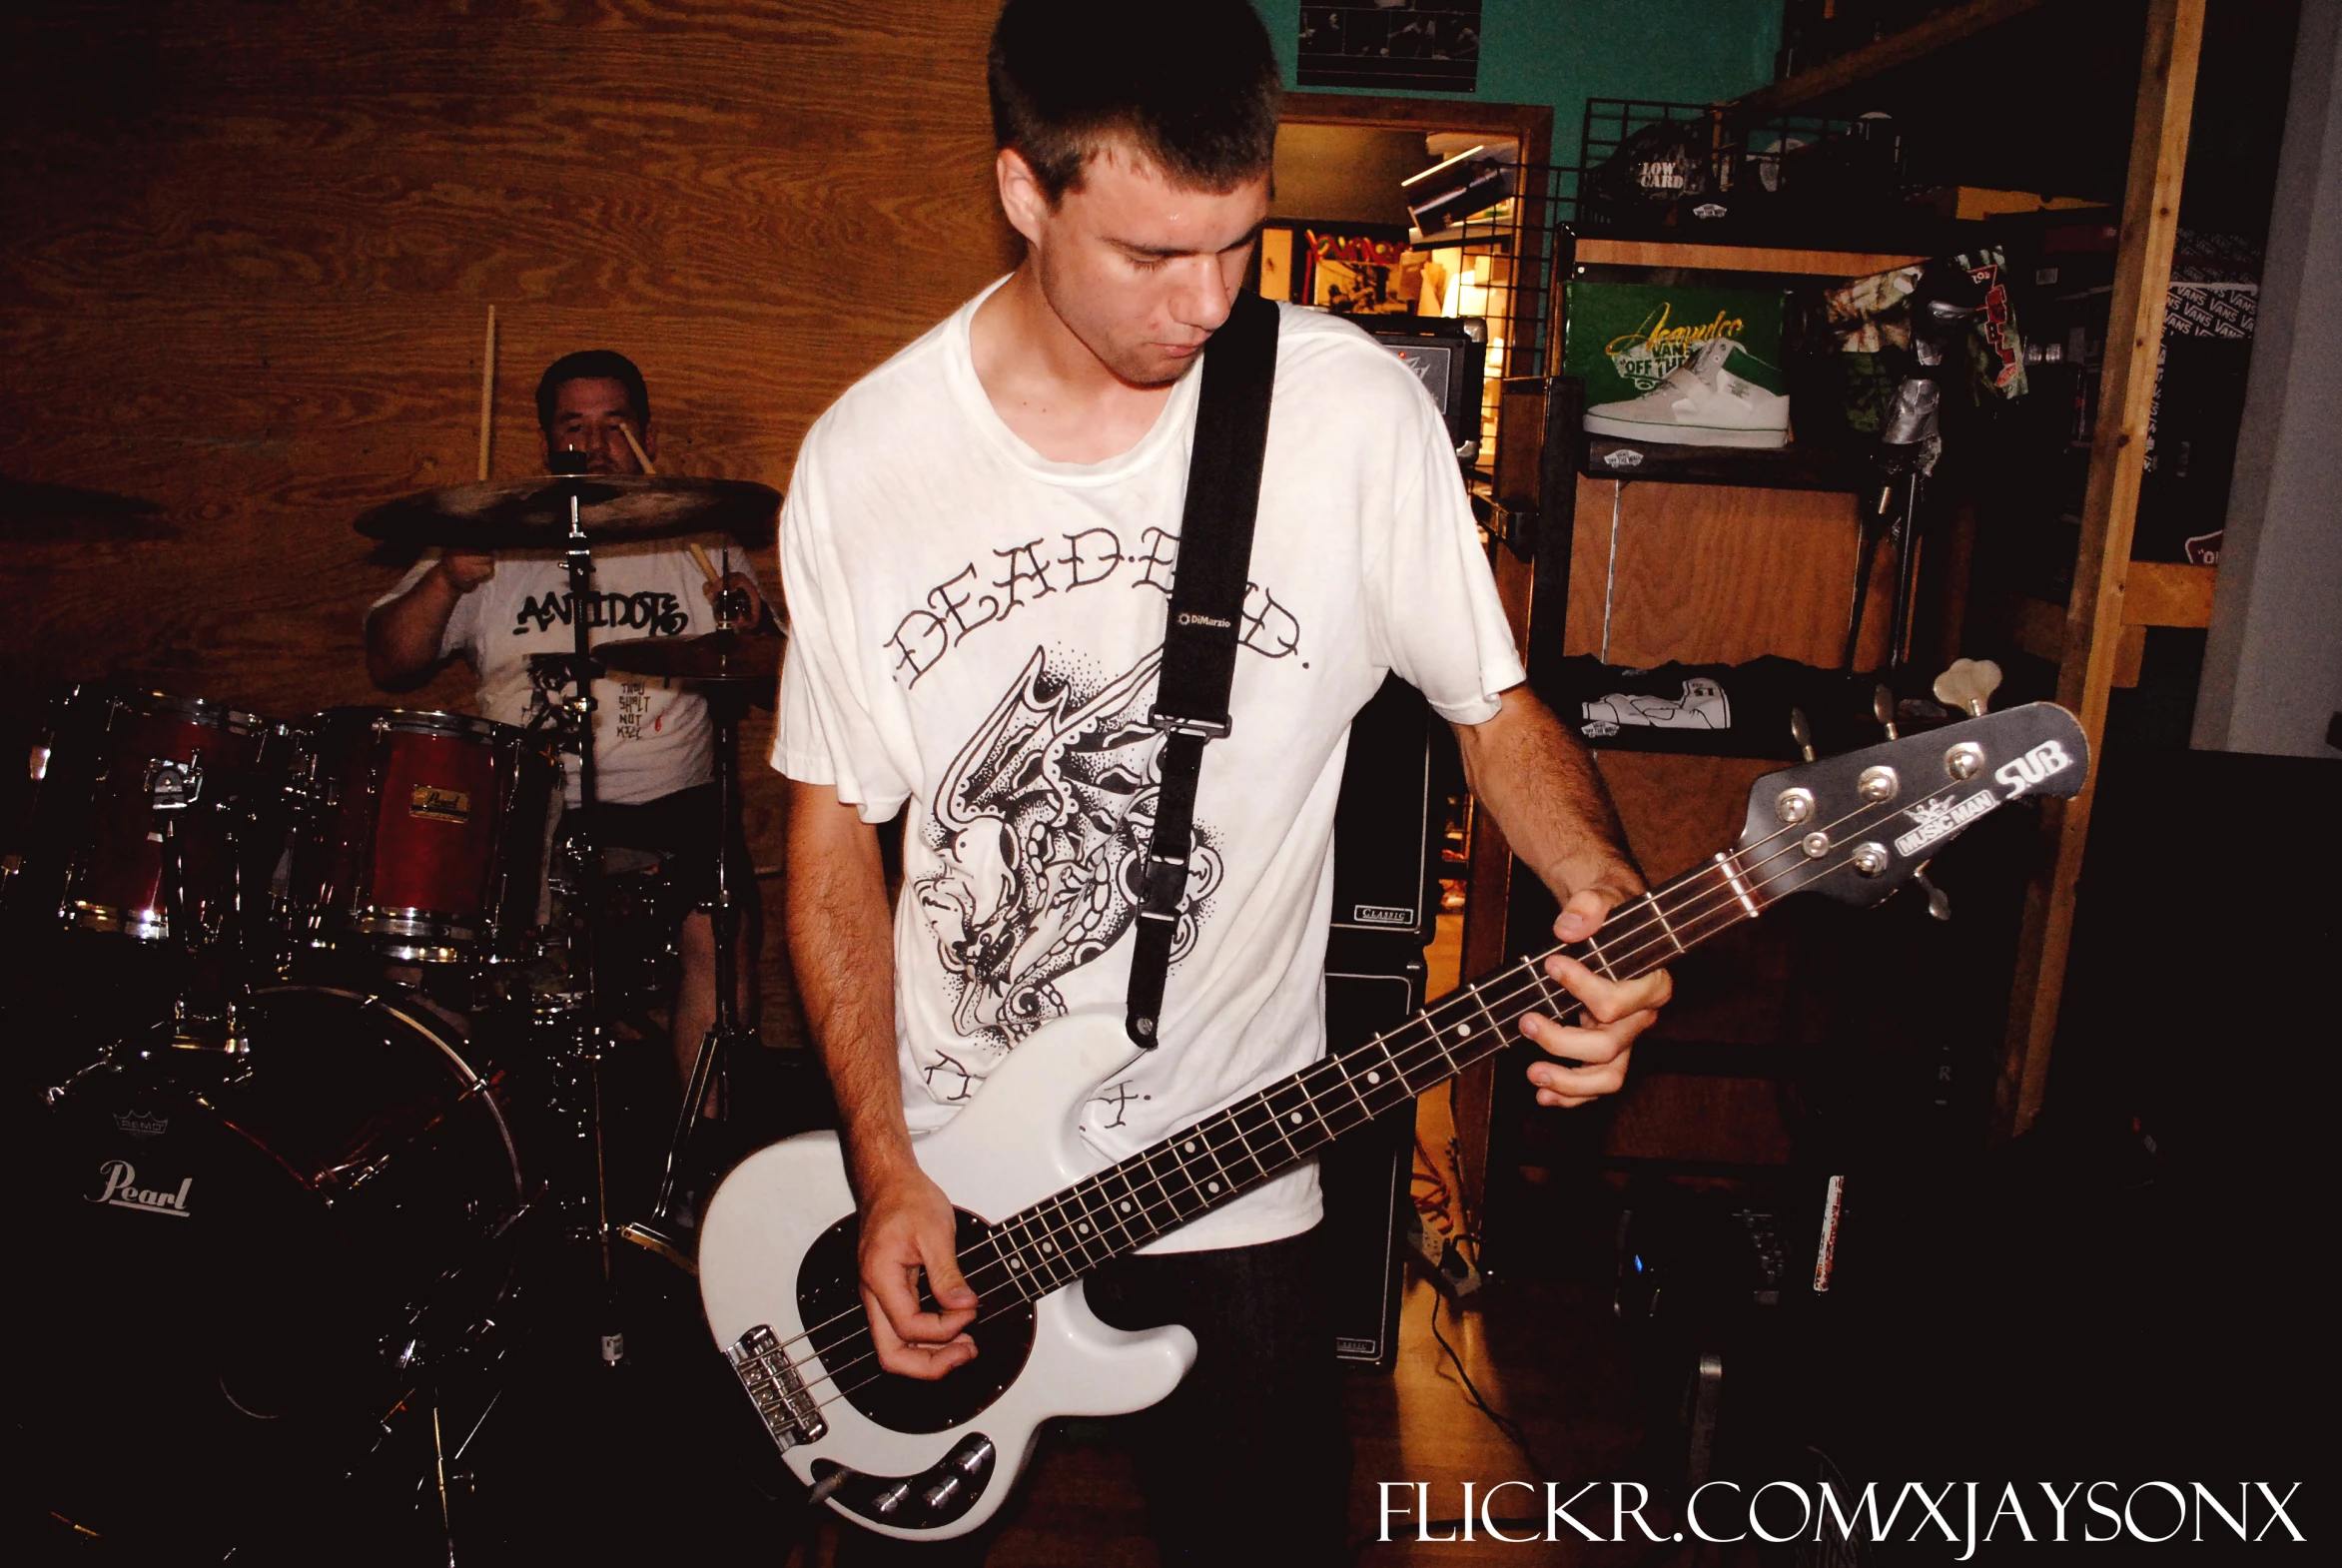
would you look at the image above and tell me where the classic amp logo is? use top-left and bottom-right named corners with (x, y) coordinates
top-left (87, 1159), bottom-right (194, 1217)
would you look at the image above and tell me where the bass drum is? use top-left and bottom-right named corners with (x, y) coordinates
top-left (25, 986), bottom-right (527, 1559)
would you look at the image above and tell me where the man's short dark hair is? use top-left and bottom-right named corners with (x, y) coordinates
top-left (988, 0), bottom-right (1280, 204)
top-left (536, 350), bottom-right (651, 433)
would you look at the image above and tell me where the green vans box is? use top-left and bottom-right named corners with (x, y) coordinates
top-left (1564, 282), bottom-right (1788, 400)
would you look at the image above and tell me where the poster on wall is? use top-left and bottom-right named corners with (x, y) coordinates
top-left (1297, 1), bottom-right (1481, 94)
top-left (1291, 227), bottom-right (1422, 316)
top-left (1283, 227), bottom-right (1423, 316)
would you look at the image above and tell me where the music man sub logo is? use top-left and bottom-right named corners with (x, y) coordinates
top-left (1894, 789), bottom-right (1999, 858)
top-left (1994, 738), bottom-right (2074, 797)
top-left (87, 1160), bottom-right (193, 1217)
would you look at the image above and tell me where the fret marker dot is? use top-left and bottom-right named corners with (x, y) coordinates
top-left (1041, 1240), bottom-right (1055, 1253)
top-left (1183, 1142), bottom-right (1196, 1154)
top-left (1077, 1222), bottom-right (1091, 1234)
top-left (1119, 1200), bottom-right (1133, 1212)
top-left (1288, 1112), bottom-right (1302, 1125)
top-left (1456, 1022), bottom-right (1474, 1038)
top-left (1206, 1180), bottom-right (1221, 1193)
top-left (1367, 1071), bottom-right (1381, 1085)
top-left (1010, 1257), bottom-right (1024, 1269)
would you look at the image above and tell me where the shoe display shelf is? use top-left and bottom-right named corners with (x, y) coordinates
top-left (1717, 0), bottom-right (2218, 1143)
top-left (1512, 0), bottom-right (2219, 1161)
top-left (1556, 236), bottom-right (1927, 494)
top-left (1577, 435), bottom-right (1871, 493)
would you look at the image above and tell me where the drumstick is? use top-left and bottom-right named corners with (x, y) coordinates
top-left (618, 420), bottom-right (658, 475)
top-left (476, 305), bottom-right (496, 481)
top-left (687, 541), bottom-right (722, 586)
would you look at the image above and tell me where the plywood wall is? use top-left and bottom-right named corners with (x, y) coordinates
top-left (0, 0), bottom-right (1022, 1040)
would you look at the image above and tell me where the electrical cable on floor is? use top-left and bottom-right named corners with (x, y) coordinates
top-left (1410, 1134), bottom-right (1454, 1226)
top-left (1424, 1287), bottom-right (1551, 1480)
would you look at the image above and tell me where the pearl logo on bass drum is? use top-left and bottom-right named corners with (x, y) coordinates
top-left (1995, 738), bottom-right (2074, 798)
top-left (87, 1160), bottom-right (194, 1217)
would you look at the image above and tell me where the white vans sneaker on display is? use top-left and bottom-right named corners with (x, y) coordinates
top-left (1583, 339), bottom-right (1791, 449)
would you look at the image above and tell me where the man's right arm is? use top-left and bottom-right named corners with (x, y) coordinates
top-left (785, 779), bottom-right (980, 1379)
top-left (365, 552), bottom-right (493, 690)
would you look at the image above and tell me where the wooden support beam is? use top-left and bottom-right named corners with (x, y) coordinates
top-left (2121, 559), bottom-right (2218, 626)
top-left (1573, 240), bottom-right (1926, 278)
top-left (1729, 0), bottom-right (2056, 120)
top-left (1995, 0), bottom-right (2204, 1141)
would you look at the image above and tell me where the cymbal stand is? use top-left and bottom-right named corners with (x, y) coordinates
top-left (623, 575), bottom-right (758, 1273)
top-left (551, 457), bottom-right (625, 1365)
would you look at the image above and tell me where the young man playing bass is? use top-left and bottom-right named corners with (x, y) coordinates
top-left (772, 2), bottom-right (1670, 1555)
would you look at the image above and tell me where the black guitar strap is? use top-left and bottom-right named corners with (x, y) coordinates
top-left (1126, 289), bottom-right (1279, 1048)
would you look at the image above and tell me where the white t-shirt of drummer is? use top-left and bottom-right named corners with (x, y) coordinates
top-left (773, 285), bottom-right (1525, 1254)
top-left (374, 539), bottom-right (758, 807)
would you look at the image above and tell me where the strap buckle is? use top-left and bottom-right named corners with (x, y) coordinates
top-left (1137, 850), bottom-right (1190, 919)
top-left (1148, 706), bottom-right (1230, 740)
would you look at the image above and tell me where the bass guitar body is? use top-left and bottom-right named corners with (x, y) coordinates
top-left (698, 1015), bottom-right (1185, 1541)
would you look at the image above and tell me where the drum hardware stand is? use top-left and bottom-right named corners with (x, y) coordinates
top-left (147, 758), bottom-right (254, 1057)
top-left (621, 573), bottom-right (758, 1276)
top-left (545, 450), bottom-right (630, 1367)
top-left (1842, 468), bottom-right (1928, 674)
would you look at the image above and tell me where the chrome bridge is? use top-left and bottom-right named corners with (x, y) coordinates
top-left (725, 1324), bottom-right (828, 1451)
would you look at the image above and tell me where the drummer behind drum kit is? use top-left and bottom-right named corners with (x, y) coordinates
top-left (7, 466), bottom-right (786, 1559)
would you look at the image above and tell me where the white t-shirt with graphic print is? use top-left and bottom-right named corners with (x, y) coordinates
top-left (374, 540), bottom-right (756, 807)
top-left (774, 285), bottom-right (1525, 1253)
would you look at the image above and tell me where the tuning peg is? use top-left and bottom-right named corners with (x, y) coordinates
top-left (1932, 657), bottom-right (2002, 717)
top-left (1914, 862), bottom-right (1952, 921)
top-left (1873, 683), bottom-right (1899, 741)
top-left (1789, 706), bottom-right (1816, 763)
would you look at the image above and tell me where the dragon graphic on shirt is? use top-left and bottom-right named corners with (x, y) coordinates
top-left (914, 645), bottom-right (1220, 1058)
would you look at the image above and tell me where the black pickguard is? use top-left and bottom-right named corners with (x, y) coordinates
top-left (796, 1208), bottom-right (1036, 1434)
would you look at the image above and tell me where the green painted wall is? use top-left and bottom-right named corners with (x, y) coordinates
top-left (1253, 0), bottom-right (1783, 169)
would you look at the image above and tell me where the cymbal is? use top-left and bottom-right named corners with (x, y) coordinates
top-left (595, 628), bottom-right (784, 685)
top-left (356, 474), bottom-right (780, 548)
top-left (1, 475), bottom-right (172, 540)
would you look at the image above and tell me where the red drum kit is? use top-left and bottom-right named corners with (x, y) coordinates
top-left (7, 470), bottom-right (786, 1559)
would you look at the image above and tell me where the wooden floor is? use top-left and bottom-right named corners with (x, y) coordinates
top-left (781, 1272), bottom-right (1657, 1566)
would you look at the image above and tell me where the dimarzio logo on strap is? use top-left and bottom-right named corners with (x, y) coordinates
top-left (88, 1160), bottom-right (193, 1217)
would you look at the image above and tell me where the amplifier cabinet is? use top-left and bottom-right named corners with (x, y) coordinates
top-left (1329, 673), bottom-right (1438, 943)
top-left (1321, 935), bottom-right (1425, 1368)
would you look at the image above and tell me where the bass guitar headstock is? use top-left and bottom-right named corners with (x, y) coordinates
top-left (1734, 701), bottom-right (2088, 910)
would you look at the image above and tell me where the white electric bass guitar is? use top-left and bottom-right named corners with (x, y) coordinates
top-left (698, 700), bottom-right (2088, 1540)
